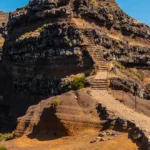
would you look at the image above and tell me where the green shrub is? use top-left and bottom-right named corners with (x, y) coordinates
top-left (53, 99), bottom-right (61, 108)
top-left (113, 61), bottom-right (125, 70)
top-left (0, 132), bottom-right (14, 141)
top-left (68, 76), bottom-right (86, 90)
top-left (118, 43), bottom-right (124, 49)
top-left (37, 27), bottom-right (43, 32)
top-left (0, 146), bottom-right (7, 150)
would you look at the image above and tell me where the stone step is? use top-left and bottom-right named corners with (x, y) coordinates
top-left (92, 88), bottom-right (108, 90)
top-left (95, 59), bottom-right (105, 61)
top-left (92, 86), bottom-right (107, 89)
top-left (96, 60), bottom-right (105, 62)
top-left (93, 84), bottom-right (108, 86)
top-left (95, 58), bottom-right (104, 59)
top-left (95, 57), bottom-right (104, 59)
top-left (94, 80), bottom-right (108, 82)
top-left (98, 67), bottom-right (108, 68)
top-left (93, 85), bottom-right (108, 87)
top-left (96, 61), bottom-right (106, 63)
top-left (96, 59), bottom-right (105, 61)
top-left (98, 64), bottom-right (107, 66)
top-left (92, 81), bottom-right (108, 84)
top-left (92, 86), bottom-right (108, 88)
top-left (92, 83), bottom-right (108, 87)
top-left (93, 82), bottom-right (108, 84)
top-left (98, 65), bottom-right (107, 66)
top-left (98, 66), bottom-right (108, 68)
top-left (98, 67), bottom-right (108, 69)
top-left (94, 54), bottom-right (103, 56)
top-left (98, 69), bottom-right (108, 71)
top-left (94, 56), bottom-right (104, 58)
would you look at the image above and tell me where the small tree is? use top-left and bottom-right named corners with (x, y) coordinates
top-left (69, 76), bottom-right (86, 90)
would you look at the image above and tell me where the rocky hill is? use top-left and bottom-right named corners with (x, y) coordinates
top-left (0, 0), bottom-right (150, 143)
top-left (2, 0), bottom-right (150, 96)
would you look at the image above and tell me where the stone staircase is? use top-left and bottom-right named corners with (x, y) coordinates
top-left (92, 78), bottom-right (108, 90)
top-left (88, 48), bottom-right (108, 91)
top-left (74, 23), bottom-right (109, 90)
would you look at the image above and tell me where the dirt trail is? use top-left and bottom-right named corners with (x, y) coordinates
top-left (91, 90), bottom-right (150, 138)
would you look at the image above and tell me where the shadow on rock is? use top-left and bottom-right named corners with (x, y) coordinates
top-left (27, 106), bottom-right (68, 141)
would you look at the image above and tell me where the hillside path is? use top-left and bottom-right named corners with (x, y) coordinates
top-left (91, 90), bottom-right (150, 138)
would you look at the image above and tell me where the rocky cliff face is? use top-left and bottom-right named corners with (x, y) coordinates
top-left (1, 0), bottom-right (150, 133)
top-left (2, 0), bottom-right (150, 96)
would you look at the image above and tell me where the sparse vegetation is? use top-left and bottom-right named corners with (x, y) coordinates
top-left (52, 99), bottom-right (61, 108)
top-left (0, 146), bottom-right (7, 150)
top-left (0, 132), bottom-right (14, 141)
top-left (113, 61), bottom-right (125, 70)
top-left (89, 0), bottom-right (97, 6)
top-left (21, 31), bottom-right (32, 38)
top-left (113, 61), bottom-right (144, 81)
top-left (128, 69), bottom-right (144, 81)
top-left (65, 37), bottom-right (73, 47)
top-left (136, 72), bottom-right (144, 81)
top-left (37, 27), bottom-right (43, 32)
top-left (37, 24), bottom-right (47, 32)
top-left (68, 76), bottom-right (86, 90)
top-left (117, 43), bottom-right (124, 49)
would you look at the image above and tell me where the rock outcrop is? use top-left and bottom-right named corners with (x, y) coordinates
top-left (15, 89), bottom-right (101, 138)
top-left (109, 77), bottom-right (145, 98)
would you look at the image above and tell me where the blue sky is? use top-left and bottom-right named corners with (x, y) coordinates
top-left (0, 0), bottom-right (149, 25)
top-left (0, 0), bottom-right (29, 12)
top-left (117, 0), bottom-right (150, 25)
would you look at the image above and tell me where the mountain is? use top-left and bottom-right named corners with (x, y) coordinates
top-left (2, 0), bottom-right (150, 96)
top-left (0, 0), bottom-right (150, 146)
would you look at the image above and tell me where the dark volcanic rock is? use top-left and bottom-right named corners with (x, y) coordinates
top-left (109, 77), bottom-right (145, 98)
top-left (144, 84), bottom-right (150, 100)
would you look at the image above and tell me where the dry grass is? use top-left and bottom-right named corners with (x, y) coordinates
top-left (72, 18), bottom-right (93, 28)
top-left (1, 130), bottom-right (138, 150)
top-left (110, 61), bottom-right (144, 82)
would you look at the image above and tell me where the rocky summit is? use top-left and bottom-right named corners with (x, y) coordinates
top-left (0, 0), bottom-right (150, 150)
